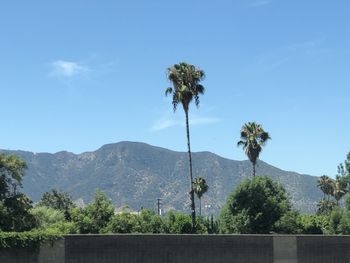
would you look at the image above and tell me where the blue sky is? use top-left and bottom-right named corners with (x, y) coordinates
top-left (1, 1), bottom-right (349, 177)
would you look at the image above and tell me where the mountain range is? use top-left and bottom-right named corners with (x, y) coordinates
top-left (1, 141), bottom-right (322, 215)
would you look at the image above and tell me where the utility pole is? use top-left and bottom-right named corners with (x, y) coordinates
top-left (157, 198), bottom-right (162, 216)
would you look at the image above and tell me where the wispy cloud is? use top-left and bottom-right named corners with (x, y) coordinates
top-left (285, 40), bottom-right (319, 52)
top-left (51, 60), bottom-right (88, 77)
top-left (256, 39), bottom-right (323, 70)
top-left (151, 115), bottom-right (220, 132)
top-left (249, 0), bottom-right (272, 7)
top-left (151, 119), bottom-right (177, 131)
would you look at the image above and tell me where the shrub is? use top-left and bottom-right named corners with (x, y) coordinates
top-left (0, 229), bottom-right (62, 249)
top-left (30, 206), bottom-right (65, 229)
top-left (299, 214), bottom-right (329, 234)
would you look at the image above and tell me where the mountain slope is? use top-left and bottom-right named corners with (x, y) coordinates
top-left (1, 141), bottom-right (321, 215)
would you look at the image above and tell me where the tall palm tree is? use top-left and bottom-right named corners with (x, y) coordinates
top-left (165, 62), bottom-right (205, 232)
top-left (237, 122), bottom-right (271, 177)
top-left (193, 177), bottom-right (209, 217)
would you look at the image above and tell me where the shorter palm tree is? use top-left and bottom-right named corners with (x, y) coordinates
top-left (193, 177), bottom-right (209, 217)
top-left (317, 175), bottom-right (334, 200)
top-left (237, 122), bottom-right (271, 177)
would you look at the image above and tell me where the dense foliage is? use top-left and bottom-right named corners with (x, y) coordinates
top-left (0, 154), bottom-right (27, 199)
top-left (0, 154), bottom-right (36, 231)
top-left (220, 176), bottom-right (291, 234)
top-left (71, 190), bottom-right (115, 234)
top-left (38, 189), bottom-right (75, 219)
top-left (30, 206), bottom-right (65, 229)
top-left (0, 229), bottom-right (62, 248)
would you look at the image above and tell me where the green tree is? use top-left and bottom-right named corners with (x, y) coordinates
top-left (0, 193), bottom-right (36, 231)
top-left (327, 197), bottom-right (350, 235)
top-left (237, 122), bottom-right (271, 177)
top-left (38, 189), bottom-right (75, 219)
top-left (335, 196), bottom-right (350, 234)
top-left (71, 190), bottom-right (114, 234)
top-left (165, 62), bottom-right (205, 232)
top-left (0, 154), bottom-right (36, 232)
top-left (0, 154), bottom-right (27, 199)
top-left (193, 177), bottom-right (209, 217)
top-left (328, 207), bottom-right (343, 234)
top-left (337, 152), bottom-right (350, 177)
top-left (220, 176), bottom-right (290, 234)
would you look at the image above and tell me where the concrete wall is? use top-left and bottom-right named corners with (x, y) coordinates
top-left (0, 239), bottom-right (64, 263)
top-left (297, 236), bottom-right (350, 263)
top-left (65, 235), bottom-right (273, 263)
top-left (2, 235), bottom-right (350, 263)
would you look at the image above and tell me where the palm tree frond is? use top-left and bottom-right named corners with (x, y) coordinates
top-left (165, 87), bottom-right (173, 96)
top-left (196, 84), bottom-right (205, 94)
top-left (237, 140), bottom-right (246, 147)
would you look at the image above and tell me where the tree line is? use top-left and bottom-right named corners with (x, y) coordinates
top-left (1, 151), bottom-right (350, 235)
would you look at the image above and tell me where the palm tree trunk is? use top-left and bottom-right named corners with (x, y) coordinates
top-left (185, 109), bottom-right (196, 232)
top-left (253, 163), bottom-right (256, 177)
top-left (199, 197), bottom-right (202, 217)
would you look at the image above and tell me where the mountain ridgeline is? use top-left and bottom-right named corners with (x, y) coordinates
top-left (1, 142), bottom-right (321, 215)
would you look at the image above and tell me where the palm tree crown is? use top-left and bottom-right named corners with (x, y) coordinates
top-left (165, 62), bottom-right (205, 112)
top-left (317, 175), bottom-right (334, 199)
top-left (237, 122), bottom-right (271, 177)
top-left (193, 177), bottom-right (209, 199)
